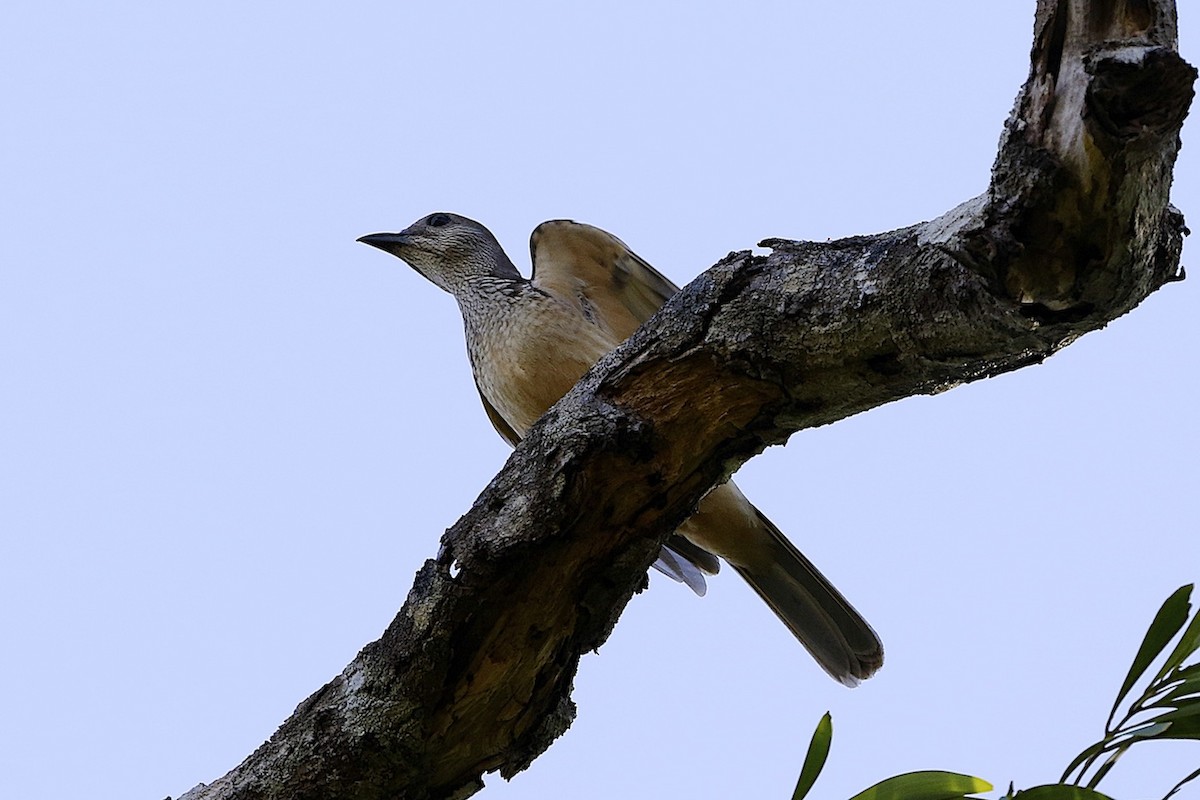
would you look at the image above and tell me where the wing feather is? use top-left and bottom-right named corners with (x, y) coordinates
top-left (476, 384), bottom-right (521, 447)
top-left (529, 220), bottom-right (679, 341)
top-left (526, 220), bottom-right (721, 594)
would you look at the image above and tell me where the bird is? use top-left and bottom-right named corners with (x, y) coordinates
top-left (359, 212), bottom-right (883, 684)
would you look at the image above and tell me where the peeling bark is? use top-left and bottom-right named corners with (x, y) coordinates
top-left (176, 2), bottom-right (1194, 799)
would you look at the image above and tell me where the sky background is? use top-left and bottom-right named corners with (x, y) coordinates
top-left (2, 3), bottom-right (1198, 799)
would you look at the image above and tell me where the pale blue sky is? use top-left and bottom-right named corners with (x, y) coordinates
top-left (2, 3), bottom-right (1197, 799)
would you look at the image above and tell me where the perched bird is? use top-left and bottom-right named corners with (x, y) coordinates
top-left (359, 213), bottom-right (883, 684)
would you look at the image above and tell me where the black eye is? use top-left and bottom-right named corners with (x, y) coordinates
top-left (427, 213), bottom-right (451, 228)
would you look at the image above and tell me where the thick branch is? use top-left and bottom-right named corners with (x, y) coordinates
top-left (178, 2), bottom-right (1194, 799)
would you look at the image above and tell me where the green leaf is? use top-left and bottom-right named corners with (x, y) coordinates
top-left (1115, 720), bottom-right (1172, 741)
top-left (1107, 585), bottom-right (1193, 730)
top-left (1084, 746), bottom-right (1127, 791)
top-left (1147, 664), bottom-right (1200, 708)
top-left (1148, 662), bottom-right (1200, 696)
top-left (1138, 704), bottom-right (1200, 740)
top-left (1151, 704), bottom-right (1200, 725)
top-left (791, 712), bottom-right (833, 800)
top-left (1161, 715), bottom-right (1200, 739)
top-left (1059, 739), bottom-right (1115, 784)
top-left (1163, 765), bottom-right (1200, 799)
top-left (1154, 597), bottom-right (1200, 685)
top-left (1012, 785), bottom-right (1116, 800)
top-left (1154, 682), bottom-right (1200, 708)
top-left (846, 771), bottom-right (992, 800)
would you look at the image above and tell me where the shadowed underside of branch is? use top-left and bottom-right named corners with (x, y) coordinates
top-left (178, 2), bottom-right (1195, 799)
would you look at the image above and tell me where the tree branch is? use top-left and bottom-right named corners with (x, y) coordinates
top-left (177, 2), bottom-right (1194, 798)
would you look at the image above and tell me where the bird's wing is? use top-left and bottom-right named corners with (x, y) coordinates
top-left (476, 385), bottom-right (521, 447)
top-left (529, 220), bottom-right (680, 341)
top-left (530, 220), bottom-right (717, 595)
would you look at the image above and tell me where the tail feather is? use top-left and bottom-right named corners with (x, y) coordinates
top-left (652, 545), bottom-right (708, 596)
top-left (732, 507), bottom-right (883, 685)
top-left (651, 534), bottom-right (722, 596)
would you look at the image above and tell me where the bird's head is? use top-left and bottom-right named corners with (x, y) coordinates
top-left (358, 212), bottom-right (520, 295)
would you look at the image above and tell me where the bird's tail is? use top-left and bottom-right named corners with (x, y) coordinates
top-left (730, 507), bottom-right (883, 686)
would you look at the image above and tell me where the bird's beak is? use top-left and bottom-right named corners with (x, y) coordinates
top-left (356, 232), bottom-right (410, 254)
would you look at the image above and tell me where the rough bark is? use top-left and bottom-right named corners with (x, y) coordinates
top-left (177, 2), bottom-right (1194, 799)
